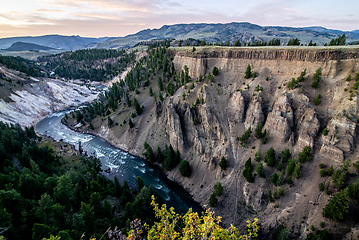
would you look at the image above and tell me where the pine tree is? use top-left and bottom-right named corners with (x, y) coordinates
top-left (244, 64), bottom-right (252, 79)
top-left (322, 189), bottom-right (349, 221)
top-left (129, 119), bottom-right (134, 128)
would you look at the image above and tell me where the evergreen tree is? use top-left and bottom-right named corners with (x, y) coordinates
top-left (209, 192), bottom-right (218, 207)
top-left (212, 66), bottom-right (219, 76)
top-left (134, 98), bottom-right (142, 115)
top-left (157, 146), bottom-right (164, 163)
top-left (322, 189), bottom-right (349, 221)
top-left (264, 147), bottom-right (275, 167)
top-left (214, 182), bottom-right (223, 196)
top-left (143, 142), bottom-right (155, 162)
top-left (129, 119), bottom-right (134, 128)
top-left (262, 129), bottom-right (268, 144)
top-left (298, 146), bottom-right (313, 162)
top-left (255, 122), bottom-right (263, 138)
top-left (179, 160), bottom-right (191, 177)
top-left (256, 162), bottom-right (264, 178)
top-left (244, 64), bottom-right (252, 79)
top-left (219, 156), bottom-right (228, 170)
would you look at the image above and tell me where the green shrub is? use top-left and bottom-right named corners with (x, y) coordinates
top-left (209, 192), bottom-right (218, 207)
top-left (212, 66), bottom-right (219, 76)
top-left (281, 148), bottom-right (291, 163)
top-left (319, 182), bottom-right (325, 191)
top-left (214, 182), bottom-right (223, 196)
top-left (270, 173), bottom-right (278, 185)
top-left (256, 162), bottom-right (264, 177)
top-left (311, 68), bottom-right (322, 89)
top-left (219, 157), bottom-right (228, 170)
top-left (286, 158), bottom-right (297, 175)
top-left (242, 158), bottom-right (254, 183)
top-left (319, 169), bottom-right (326, 177)
top-left (179, 160), bottom-right (191, 177)
top-left (322, 189), bottom-right (349, 221)
top-left (255, 150), bottom-right (260, 162)
top-left (299, 146), bottom-right (313, 162)
top-left (287, 177), bottom-right (293, 185)
top-left (314, 94), bottom-right (321, 105)
top-left (262, 129), bottom-right (268, 144)
top-left (239, 127), bottom-right (252, 143)
top-left (293, 162), bottom-right (301, 178)
top-left (255, 123), bottom-right (263, 138)
top-left (327, 165), bottom-right (334, 176)
top-left (322, 128), bottom-right (328, 136)
top-left (325, 182), bottom-right (331, 195)
top-left (129, 118), bottom-right (134, 128)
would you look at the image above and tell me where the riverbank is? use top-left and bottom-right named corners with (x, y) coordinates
top-left (35, 111), bottom-right (204, 215)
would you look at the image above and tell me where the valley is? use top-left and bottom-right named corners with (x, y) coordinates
top-left (64, 45), bottom-right (359, 239)
top-left (1, 38), bottom-right (359, 239)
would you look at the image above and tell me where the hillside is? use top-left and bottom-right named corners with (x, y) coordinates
top-left (0, 60), bottom-right (100, 126)
top-left (96, 22), bottom-right (359, 49)
top-left (65, 45), bottom-right (359, 239)
top-left (0, 34), bottom-right (111, 50)
top-left (5, 42), bottom-right (55, 51)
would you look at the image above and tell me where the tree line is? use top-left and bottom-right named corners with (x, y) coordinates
top-left (0, 121), bottom-right (162, 239)
top-left (0, 54), bottom-right (44, 77)
top-left (38, 49), bottom-right (136, 82)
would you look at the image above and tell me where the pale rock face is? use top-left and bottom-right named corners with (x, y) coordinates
top-left (183, 106), bottom-right (204, 155)
top-left (230, 91), bottom-right (246, 123)
top-left (263, 95), bottom-right (293, 143)
top-left (198, 104), bottom-right (224, 141)
top-left (319, 143), bottom-right (344, 163)
top-left (243, 181), bottom-right (266, 212)
top-left (244, 95), bottom-right (264, 130)
top-left (0, 79), bottom-right (100, 127)
top-left (165, 101), bottom-right (185, 153)
top-left (320, 116), bottom-right (356, 162)
top-left (294, 106), bottom-right (320, 153)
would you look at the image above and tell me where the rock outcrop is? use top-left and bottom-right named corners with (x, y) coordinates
top-left (320, 116), bottom-right (356, 162)
top-left (263, 95), bottom-right (293, 143)
top-left (165, 100), bottom-right (185, 153)
top-left (244, 95), bottom-right (264, 130)
top-left (294, 106), bottom-right (320, 152)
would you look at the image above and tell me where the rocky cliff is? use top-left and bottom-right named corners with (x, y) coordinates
top-left (72, 46), bottom-right (359, 239)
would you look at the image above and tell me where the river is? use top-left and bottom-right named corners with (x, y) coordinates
top-left (35, 110), bottom-right (203, 215)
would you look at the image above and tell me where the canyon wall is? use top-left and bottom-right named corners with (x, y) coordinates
top-left (85, 46), bottom-right (359, 238)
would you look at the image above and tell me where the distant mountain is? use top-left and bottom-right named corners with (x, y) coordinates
top-left (5, 42), bottom-right (55, 51)
top-left (0, 35), bottom-right (113, 50)
top-left (97, 22), bottom-right (359, 49)
top-left (1, 23), bottom-right (359, 52)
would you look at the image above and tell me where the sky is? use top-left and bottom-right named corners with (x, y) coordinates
top-left (1, 0), bottom-right (359, 38)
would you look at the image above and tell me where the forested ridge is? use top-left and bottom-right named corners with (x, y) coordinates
top-left (38, 49), bottom-right (136, 82)
top-left (0, 55), bottom-right (44, 77)
top-left (65, 40), bottom-right (187, 128)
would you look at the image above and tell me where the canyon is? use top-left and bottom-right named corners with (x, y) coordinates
top-left (68, 46), bottom-right (359, 238)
